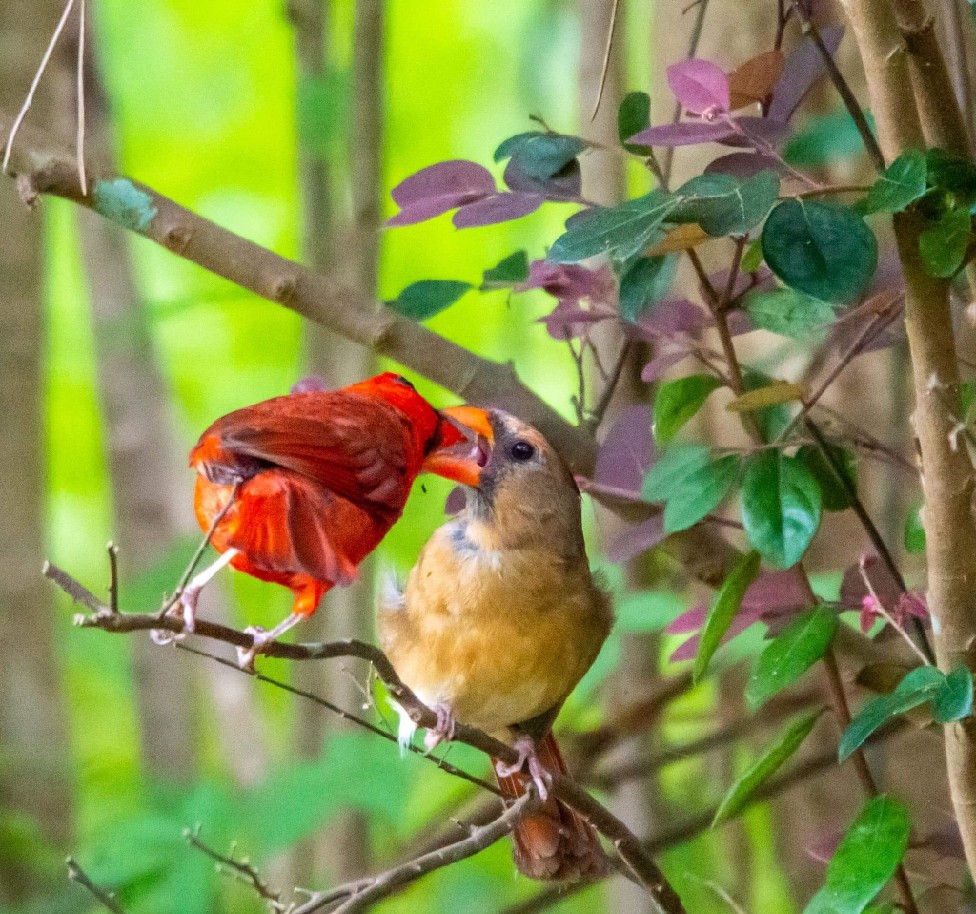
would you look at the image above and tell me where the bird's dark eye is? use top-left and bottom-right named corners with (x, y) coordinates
top-left (510, 440), bottom-right (536, 462)
top-left (392, 375), bottom-right (415, 389)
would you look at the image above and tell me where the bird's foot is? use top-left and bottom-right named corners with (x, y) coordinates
top-left (236, 626), bottom-right (272, 671)
top-left (150, 588), bottom-right (200, 645)
top-left (423, 702), bottom-right (457, 750)
top-left (235, 613), bottom-right (303, 670)
top-left (495, 735), bottom-right (551, 801)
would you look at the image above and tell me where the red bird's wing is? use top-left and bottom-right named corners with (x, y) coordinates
top-left (227, 470), bottom-right (379, 587)
top-left (196, 392), bottom-right (417, 516)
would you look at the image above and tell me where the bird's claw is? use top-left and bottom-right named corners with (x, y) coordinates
top-left (423, 703), bottom-right (457, 750)
top-left (236, 625), bottom-right (273, 671)
top-left (150, 589), bottom-right (199, 645)
top-left (494, 736), bottom-right (551, 801)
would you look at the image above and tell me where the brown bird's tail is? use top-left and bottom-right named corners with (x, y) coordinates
top-left (493, 732), bottom-right (607, 881)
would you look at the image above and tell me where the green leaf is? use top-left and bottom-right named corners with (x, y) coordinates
top-left (925, 148), bottom-right (976, 205)
top-left (713, 709), bottom-right (821, 822)
top-left (494, 131), bottom-right (587, 181)
top-left (803, 796), bottom-right (910, 914)
top-left (619, 91), bottom-right (652, 155)
top-left (671, 171), bottom-right (780, 237)
top-left (904, 501), bottom-right (925, 554)
top-left (747, 606), bottom-right (839, 708)
top-left (481, 250), bottom-right (529, 289)
top-left (548, 191), bottom-right (679, 263)
top-left (694, 550), bottom-right (762, 683)
top-left (742, 237), bottom-right (764, 272)
top-left (919, 204), bottom-right (971, 278)
top-left (860, 149), bottom-right (927, 215)
top-left (784, 110), bottom-right (875, 168)
top-left (797, 444), bottom-right (857, 512)
top-left (653, 374), bottom-right (722, 444)
top-left (726, 381), bottom-right (804, 413)
top-left (931, 665), bottom-right (974, 723)
top-left (743, 369), bottom-right (793, 439)
top-left (839, 665), bottom-right (969, 760)
top-left (762, 199), bottom-right (878, 303)
top-left (390, 280), bottom-right (472, 321)
top-left (619, 255), bottom-right (677, 321)
top-left (643, 445), bottom-right (740, 534)
top-left (741, 451), bottom-right (822, 568)
top-left (746, 287), bottom-right (836, 339)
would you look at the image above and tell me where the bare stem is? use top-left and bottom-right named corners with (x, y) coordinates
top-left (67, 858), bottom-right (127, 914)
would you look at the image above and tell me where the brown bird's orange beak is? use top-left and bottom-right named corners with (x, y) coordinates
top-left (423, 406), bottom-right (494, 487)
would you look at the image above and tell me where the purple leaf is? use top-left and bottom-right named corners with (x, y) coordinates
top-left (628, 120), bottom-right (737, 147)
top-left (607, 517), bottom-right (666, 564)
top-left (452, 192), bottom-right (543, 228)
top-left (540, 302), bottom-right (613, 340)
top-left (504, 158), bottom-right (583, 202)
top-left (640, 346), bottom-right (690, 382)
top-left (520, 260), bottom-right (617, 307)
top-left (769, 25), bottom-right (845, 123)
top-left (634, 298), bottom-right (711, 339)
top-left (666, 566), bottom-right (812, 662)
top-left (719, 116), bottom-right (790, 148)
top-left (706, 151), bottom-right (786, 179)
top-left (668, 59), bottom-right (731, 115)
top-left (840, 553), bottom-right (902, 614)
top-left (387, 160), bottom-right (497, 226)
top-left (595, 405), bottom-right (655, 492)
top-left (291, 375), bottom-right (330, 393)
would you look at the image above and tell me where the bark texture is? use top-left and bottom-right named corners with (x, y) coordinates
top-left (839, 0), bottom-right (976, 879)
top-left (0, 0), bottom-right (74, 899)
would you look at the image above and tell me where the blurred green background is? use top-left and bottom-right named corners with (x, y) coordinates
top-left (2, 1), bottom-right (809, 912)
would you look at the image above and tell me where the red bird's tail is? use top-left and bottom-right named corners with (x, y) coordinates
top-left (493, 732), bottom-right (607, 881)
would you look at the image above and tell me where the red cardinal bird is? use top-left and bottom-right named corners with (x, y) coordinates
top-left (171, 372), bottom-right (483, 663)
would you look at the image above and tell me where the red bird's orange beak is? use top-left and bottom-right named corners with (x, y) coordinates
top-left (423, 406), bottom-right (494, 487)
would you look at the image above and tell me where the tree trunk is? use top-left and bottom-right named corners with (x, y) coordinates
top-left (0, 0), bottom-right (74, 899)
top-left (290, 0), bottom-right (384, 886)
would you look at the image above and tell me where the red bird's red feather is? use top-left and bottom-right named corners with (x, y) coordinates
top-left (190, 372), bottom-right (447, 618)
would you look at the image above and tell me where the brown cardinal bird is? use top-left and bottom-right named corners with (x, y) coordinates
top-left (170, 372), bottom-right (484, 663)
top-left (378, 409), bottom-right (614, 880)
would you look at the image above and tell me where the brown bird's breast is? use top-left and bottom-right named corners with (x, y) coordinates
top-left (378, 522), bottom-right (613, 738)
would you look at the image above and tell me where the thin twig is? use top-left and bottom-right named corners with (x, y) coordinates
top-left (106, 542), bottom-right (119, 613)
top-left (588, 337), bottom-right (635, 431)
top-left (789, 0), bottom-right (886, 171)
top-left (590, 0), bottom-right (621, 121)
top-left (185, 826), bottom-right (287, 911)
top-left (292, 791), bottom-right (541, 914)
top-left (67, 857), bottom-right (127, 914)
top-left (661, 0), bottom-right (711, 188)
top-left (50, 560), bottom-right (683, 909)
top-left (821, 647), bottom-right (920, 914)
top-left (803, 417), bottom-right (934, 663)
top-left (2, 0), bottom-right (77, 176)
top-left (175, 642), bottom-right (500, 795)
top-left (160, 480), bottom-right (239, 616)
top-left (75, 0), bottom-right (87, 196)
top-left (858, 557), bottom-right (930, 666)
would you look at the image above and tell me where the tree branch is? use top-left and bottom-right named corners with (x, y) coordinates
top-left (67, 858), bottom-right (127, 914)
top-left (0, 112), bottom-right (597, 473)
top-left (185, 827), bottom-right (287, 911)
top-left (292, 791), bottom-right (541, 914)
top-left (47, 561), bottom-right (685, 912)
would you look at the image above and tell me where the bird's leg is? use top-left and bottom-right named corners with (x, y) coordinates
top-left (176, 548), bottom-right (239, 633)
top-left (423, 702), bottom-right (457, 750)
top-left (495, 735), bottom-right (551, 801)
top-left (236, 612), bottom-right (303, 670)
top-left (151, 549), bottom-right (239, 645)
